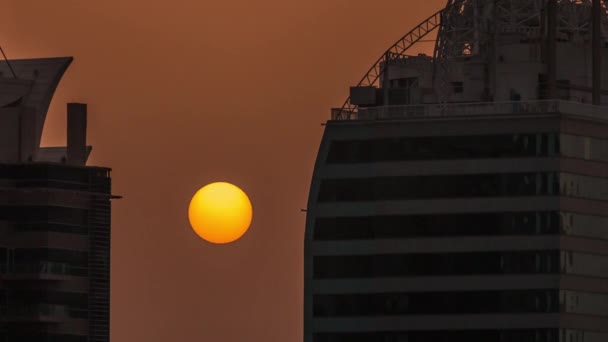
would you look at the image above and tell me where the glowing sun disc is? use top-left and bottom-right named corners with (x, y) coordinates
top-left (188, 182), bottom-right (253, 244)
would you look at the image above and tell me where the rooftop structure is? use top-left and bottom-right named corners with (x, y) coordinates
top-left (0, 57), bottom-right (114, 342)
top-left (335, 0), bottom-right (608, 120)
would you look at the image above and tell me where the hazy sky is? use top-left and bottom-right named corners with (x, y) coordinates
top-left (2, 1), bottom-right (445, 341)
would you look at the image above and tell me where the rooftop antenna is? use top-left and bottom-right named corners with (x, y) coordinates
top-left (0, 45), bottom-right (17, 78)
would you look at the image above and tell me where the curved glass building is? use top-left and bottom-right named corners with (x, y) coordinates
top-left (305, 1), bottom-right (608, 341)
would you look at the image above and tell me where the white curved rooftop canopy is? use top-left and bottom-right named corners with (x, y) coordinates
top-left (0, 57), bottom-right (91, 164)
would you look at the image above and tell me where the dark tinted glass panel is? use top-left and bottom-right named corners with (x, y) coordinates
top-left (13, 249), bottom-right (87, 266)
top-left (560, 173), bottom-right (608, 201)
top-left (313, 251), bottom-right (560, 279)
top-left (15, 223), bottom-right (87, 235)
top-left (0, 164), bottom-right (109, 182)
top-left (561, 213), bottom-right (608, 240)
top-left (0, 206), bottom-right (88, 225)
top-left (314, 212), bottom-right (559, 240)
top-left (4, 334), bottom-right (87, 342)
top-left (326, 134), bottom-right (555, 164)
top-left (314, 329), bottom-right (559, 342)
top-left (0, 164), bottom-right (110, 193)
top-left (561, 134), bottom-right (608, 162)
top-left (563, 252), bottom-right (608, 278)
top-left (314, 290), bottom-right (559, 316)
top-left (318, 173), bottom-right (558, 202)
top-left (9, 248), bottom-right (88, 276)
top-left (9, 291), bottom-right (88, 308)
top-left (561, 291), bottom-right (608, 317)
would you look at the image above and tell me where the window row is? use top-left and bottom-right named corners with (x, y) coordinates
top-left (0, 206), bottom-right (89, 226)
top-left (0, 303), bottom-right (88, 320)
top-left (314, 212), bottom-right (558, 240)
top-left (314, 290), bottom-right (560, 316)
top-left (0, 334), bottom-right (87, 342)
top-left (0, 248), bottom-right (89, 276)
top-left (313, 329), bottom-right (607, 342)
top-left (7, 290), bottom-right (88, 309)
top-left (326, 133), bottom-right (608, 164)
top-left (0, 164), bottom-right (109, 183)
top-left (11, 248), bottom-right (88, 266)
top-left (15, 222), bottom-right (88, 235)
top-left (326, 133), bottom-right (559, 163)
top-left (317, 173), bottom-right (608, 202)
top-left (561, 134), bottom-right (608, 162)
top-left (312, 251), bottom-right (608, 279)
top-left (313, 212), bottom-right (608, 241)
top-left (313, 290), bottom-right (608, 317)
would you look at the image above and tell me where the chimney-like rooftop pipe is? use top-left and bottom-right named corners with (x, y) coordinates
top-left (67, 103), bottom-right (87, 165)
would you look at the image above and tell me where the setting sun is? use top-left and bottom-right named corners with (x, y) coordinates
top-left (188, 182), bottom-right (253, 244)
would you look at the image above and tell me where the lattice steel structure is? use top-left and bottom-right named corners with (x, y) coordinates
top-left (335, 0), bottom-right (608, 119)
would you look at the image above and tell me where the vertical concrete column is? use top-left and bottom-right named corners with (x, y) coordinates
top-left (19, 106), bottom-right (37, 162)
top-left (593, 0), bottom-right (602, 105)
top-left (67, 103), bottom-right (87, 165)
top-left (382, 52), bottom-right (391, 107)
top-left (547, 0), bottom-right (557, 100)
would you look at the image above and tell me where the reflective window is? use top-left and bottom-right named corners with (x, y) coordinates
top-left (318, 173), bottom-right (558, 202)
top-left (560, 213), bottom-right (608, 240)
top-left (561, 291), bottom-right (608, 317)
top-left (561, 330), bottom-right (608, 342)
top-left (314, 291), bottom-right (608, 317)
top-left (9, 290), bottom-right (88, 309)
top-left (318, 173), bottom-right (608, 202)
top-left (9, 248), bottom-right (88, 276)
top-left (326, 133), bottom-right (608, 164)
top-left (562, 251), bottom-right (608, 278)
top-left (0, 164), bottom-right (111, 193)
top-left (0, 206), bottom-right (88, 226)
top-left (326, 134), bottom-right (557, 164)
top-left (559, 173), bottom-right (608, 201)
top-left (314, 212), bottom-right (559, 240)
top-left (314, 329), bottom-right (562, 342)
top-left (561, 134), bottom-right (608, 162)
top-left (13, 248), bottom-right (87, 266)
top-left (314, 212), bottom-right (608, 241)
top-left (314, 290), bottom-right (559, 316)
top-left (313, 251), bottom-right (560, 279)
top-left (15, 222), bottom-right (88, 235)
top-left (2, 335), bottom-right (87, 342)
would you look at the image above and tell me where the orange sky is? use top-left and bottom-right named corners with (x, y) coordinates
top-left (2, 1), bottom-right (445, 341)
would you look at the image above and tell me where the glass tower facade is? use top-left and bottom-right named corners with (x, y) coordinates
top-left (304, 113), bottom-right (608, 342)
top-left (0, 164), bottom-right (112, 342)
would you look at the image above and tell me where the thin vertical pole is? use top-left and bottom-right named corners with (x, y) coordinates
top-left (0, 45), bottom-right (17, 79)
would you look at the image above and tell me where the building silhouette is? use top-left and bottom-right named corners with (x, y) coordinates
top-left (305, 1), bottom-right (608, 341)
top-left (0, 57), bottom-right (115, 342)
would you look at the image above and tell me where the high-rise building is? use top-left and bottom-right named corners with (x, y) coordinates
top-left (0, 57), bottom-right (115, 342)
top-left (305, 1), bottom-right (608, 341)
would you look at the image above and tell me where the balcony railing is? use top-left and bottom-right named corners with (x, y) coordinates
top-left (331, 100), bottom-right (608, 122)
